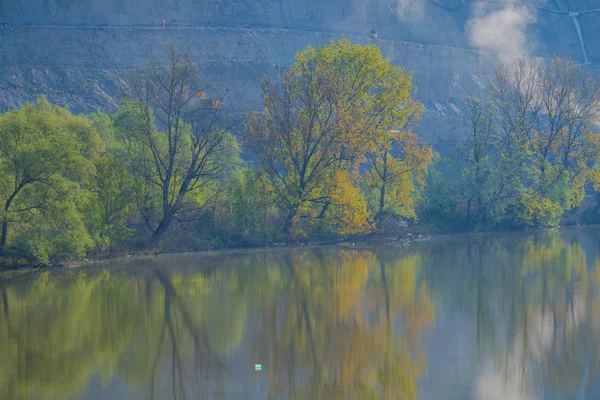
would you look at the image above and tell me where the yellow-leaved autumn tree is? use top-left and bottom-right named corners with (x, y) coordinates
top-left (245, 39), bottom-right (425, 235)
top-left (364, 130), bottom-right (432, 220)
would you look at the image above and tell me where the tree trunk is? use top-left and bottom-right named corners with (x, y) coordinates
top-left (377, 150), bottom-right (389, 219)
top-left (378, 184), bottom-right (386, 216)
top-left (0, 191), bottom-right (18, 250)
top-left (151, 214), bottom-right (174, 246)
top-left (283, 206), bottom-right (298, 235)
top-left (152, 178), bottom-right (192, 246)
top-left (466, 198), bottom-right (472, 230)
top-left (0, 221), bottom-right (8, 248)
top-left (162, 179), bottom-right (171, 224)
top-left (317, 201), bottom-right (330, 219)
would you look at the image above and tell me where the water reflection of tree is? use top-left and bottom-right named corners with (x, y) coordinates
top-left (0, 268), bottom-right (246, 400)
top-left (422, 230), bottom-right (600, 399)
top-left (0, 248), bottom-right (436, 400)
top-left (518, 233), bottom-right (600, 397)
top-left (0, 271), bottom-right (132, 400)
top-left (248, 248), bottom-right (435, 400)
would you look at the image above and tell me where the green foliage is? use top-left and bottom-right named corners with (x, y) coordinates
top-left (363, 131), bottom-right (433, 221)
top-left (245, 39), bottom-right (428, 236)
top-left (0, 91), bottom-right (245, 263)
top-left (418, 154), bottom-right (459, 229)
top-left (85, 155), bottom-right (138, 252)
top-left (421, 58), bottom-right (600, 231)
top-left (450, 99), bottom-right (509, 229)
top-left (511, 189), bottom-right (562, 228)
top-left (217, 167), bottom-right (279, 242)
top-left (0, 97), bottom-right (101, 263)
top-left (12, 188), bottom-right (94, 265)
top-left (121, 44), bottom-right (238, 245)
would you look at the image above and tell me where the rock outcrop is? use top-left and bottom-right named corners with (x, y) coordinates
top-left (0, 0), bottom-right (598, 142)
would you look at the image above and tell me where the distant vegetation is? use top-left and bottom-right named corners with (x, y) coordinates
top-left (0, 40), bottom-right (599, 265)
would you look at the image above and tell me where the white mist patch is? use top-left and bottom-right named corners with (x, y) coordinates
top-left (466, 5), bottom-right (536, 61)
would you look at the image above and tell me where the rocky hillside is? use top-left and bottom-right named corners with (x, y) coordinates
top-left (0, 0), bottom-right (598, 142)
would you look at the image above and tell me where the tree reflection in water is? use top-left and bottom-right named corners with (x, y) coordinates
top-left (1, 228), bottom-right (600, 399)
top-left (0, 267), bottom-right (244, 400)
top-left (248, 249), bottom-right (434, 400)
top-left (0, 248), bottom-right (434, 400)
top-left (420, 229), bottom-right (600, 400)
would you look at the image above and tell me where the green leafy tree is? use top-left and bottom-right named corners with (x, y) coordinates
top-left (0, 97), bottom-right (102, 263)
top-left (364, 130), bottom-right (432, 220)
top-left (418, 153), bottom-right (459, 230)
top-left (85, 156), bottom-right (138, 252)
top-left (492, 58), bottom-right (600, 225)
top-left (451, 98), bottom-right (508, 229)
top-left (82, 111), bottom-right (140, 253)
top-left (216, 167), bottom-right (279, 243)
top-left (427, 58), bottom-right (600, 230)
top-left (122, 44), bottom-right (237, 245)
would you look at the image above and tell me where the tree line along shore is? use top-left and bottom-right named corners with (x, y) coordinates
top-left (1, 39), bottom-right (600, 266)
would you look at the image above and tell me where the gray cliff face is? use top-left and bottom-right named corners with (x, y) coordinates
top-left (0, 0), bottom-right (598, 142)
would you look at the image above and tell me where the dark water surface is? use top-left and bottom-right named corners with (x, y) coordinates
top-left (2, 227), bottom-right (600, 399)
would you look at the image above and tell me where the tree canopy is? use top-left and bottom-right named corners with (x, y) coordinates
top-left (245, 39), bottom-right (431, 236)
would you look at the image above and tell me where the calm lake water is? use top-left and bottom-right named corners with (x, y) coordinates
top-left (2, 227), bottom-right (600, 399)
